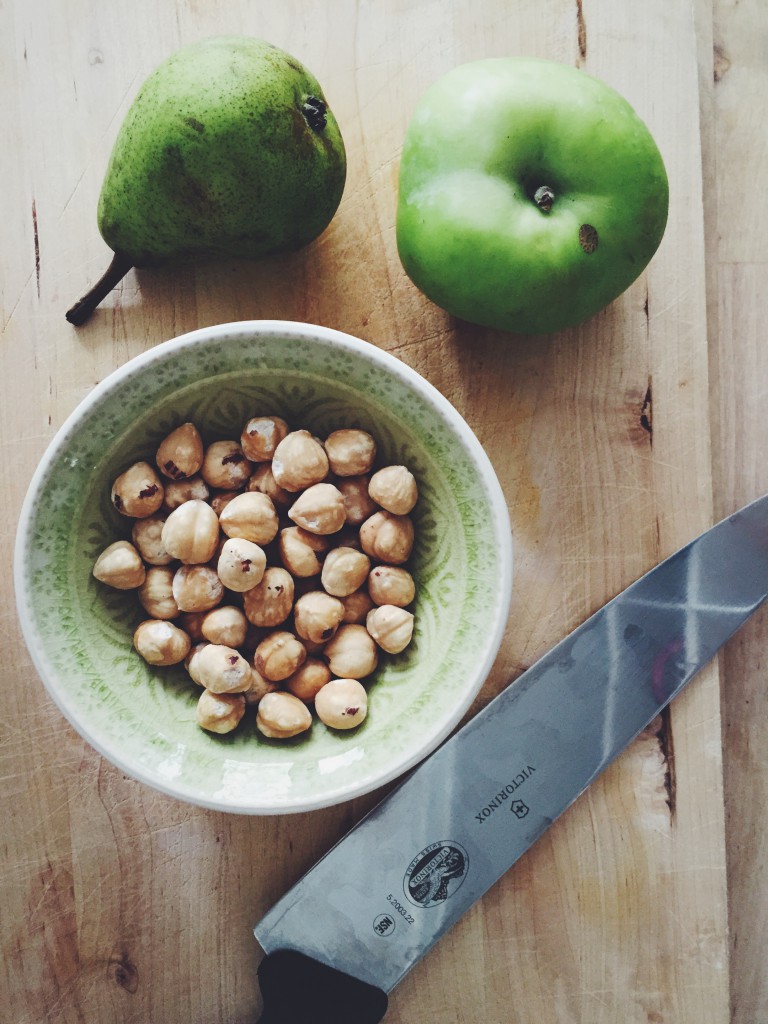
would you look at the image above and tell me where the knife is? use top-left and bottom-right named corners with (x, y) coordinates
top-left (253, 494), bottom-right (768, 1024)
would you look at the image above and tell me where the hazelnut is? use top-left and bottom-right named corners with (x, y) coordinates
top-left (321, 547), bottom-right (371, 597)
top-left (210, 490), bottom-right (241, 516)
top-left (368, 465), bottom-right (419, 515)
top-left (156, 422), bottom-right (203, 480)
top-left (196, 690), bottom-right (245, 734)
top-left (285, 657), bottom-right (332, 702)
top-left (138, 566), bottom-right (179, 619)
top-left (368, 566), bottom-right (416, 607)
top-left (133, 620), bottom-right (191, 666)
top-left (201, 605), bottom-right (249, 648)
top-left (219, 491), bottom-right (279, 545)
top-left (288, 482), bottom-right (346, 535)
top-left (254, 630), bottom-right (307, 682)
top-left (179, 611), bottom-right (207, 642)
top-left (271, 430), bottom-right (329, 492)
top-left (242, 567), bottom-right (294, 627)
top-left (278, 526), bottom-right (328, 578)
top-left (339, 588), bottom-right (375, 624)
top-left (185, 641), bottom-right (209, 684)
top-left (359, 510), bottom-right (414, 565)
top-left (172, 564), bottom-right (224, 613)
top-left (315, 678), bottom-right (368, 730)
top-left (256, 691), bottom-right (313, 739)
top-left (336, 475), bottom-right (378, 526)
top-left (247, 463), bottom-right (293, 508)
top-left (93, 540), bottom-right (146, 589)
top-left (131, 515), bottom-right (173, 565)
top-left (293, 591), bottom-right (345, 644)
top-left (240, 416), bottom-right (289, 462)
top-left (366, 605), bottom-right (415, 654)
top-left (201, 440), bottom-right (252, 490)
top-left (242, 666), bottom-right (278, 706)
top-left (301, 635), bottom-right (330, 656)
top-left (195, 643), bottom-right (252, 693)
top-left (324, 429), bottom-right (377, 477)
top-left (216, 537), bottom-right (267, 592)
top-left (162, 475), bottom-right (211, 512)
top-left (161, 499), bottom-right (219, 564)
top-left (323, 624), bottom-right (378, 678)
top-left (111, 461), bottom-right (165, 518)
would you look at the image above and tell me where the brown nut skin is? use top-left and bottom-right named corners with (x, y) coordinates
top-left (314, 678), bottom-right (368, 730)
top-left (201, 440), bottom-right (252, 490)
top-left (133, 620), bottom-right (191, 666)
top-left (111, 461), bottom-right (165, 518)
top-left (271, 430), bottom-right (329, 492)
top-left (323, 624), bottom-right (379, 678)
top-left (161, 475), bottom-right (211, 512)
top-left (172, 564), bottom-right (224, 613)
top-left (254, 631), bottom-right (307, 682)
top-left (247, 463), bottom-right (293, 508)
top-left (339, 588), bottom-right (375, 624)
top-left (138, 566), bottom-right (179, 619)
top-left (195, 643), bottom-right (252, 693)
top-left (131, 515), bottom-right (173, 565)
top-left (161, 499), bottom-right (219, 564)
top-left (240, 416), bottom-right (289, 463)
top-left (366, 605), bottom-right (415, 654)
top-left (288, 482), bottom-right (346, 535)
top-left (368, 566), bottom-right (416, 607)
top-left (285, 657), bottom-right (332, 702)
top-left (359, 511), bottom-right (414, 565)
top-left (156, 422), bottom-right (204, 481)
top-left (293, 591), bottom-right (345, 644)
top-left (336, 475), bottom-right (378, 526)
top-left (256, 691), bottom-right (313, 739)
top-left (196, 690), bottom-right (246, 734)
top-left (278, 527), bottom-right (328, 578)
top-left (321, 547), bottom-right (371, 597)
top-left (324, 429), bottom-right (377, 477)
top-left (242, 567), bottom-right (294, 627)
top-left (368, 465), bottom-right (419, 515)
top-left (219, 491), bottom-right (279, 545)
top-left (93, 540), bottom-right (146, 589)
top-left (216, 537), bottom-right (267, 592)
top-left (201, 605), bottom-right (249, 648)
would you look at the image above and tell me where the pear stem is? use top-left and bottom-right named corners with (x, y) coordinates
top-left (65, 251), bottom-right (134, 325)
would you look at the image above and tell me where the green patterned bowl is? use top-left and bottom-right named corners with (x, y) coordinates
top-left (14, 321), bottom-right (512, 814)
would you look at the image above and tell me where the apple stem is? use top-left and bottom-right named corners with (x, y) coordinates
top-left (65, 251), bottom-right (134, 326)
top-left (534, 186), bottom-right (555, 212)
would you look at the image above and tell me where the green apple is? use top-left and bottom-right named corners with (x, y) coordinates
top-left (396, 59), bottom-right (669, 335)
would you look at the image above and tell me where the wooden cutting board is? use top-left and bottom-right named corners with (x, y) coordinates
top-left (1, 1), bottom-right (728, 1021)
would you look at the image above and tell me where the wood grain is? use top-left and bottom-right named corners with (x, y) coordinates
top-left (2, 0), bottom-right (761, 1021)
top-left (703, 4), bottom-right (768, 1020)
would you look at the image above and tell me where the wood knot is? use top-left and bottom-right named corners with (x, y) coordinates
top-left (108, 952), bottom-right (139, 994)
top-left (713, 44), bottom-right (731, 83)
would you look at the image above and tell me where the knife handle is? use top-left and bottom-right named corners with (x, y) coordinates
top-left (257, 949), bottom-right (389, 1023)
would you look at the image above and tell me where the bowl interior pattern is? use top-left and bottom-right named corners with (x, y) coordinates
top-left (16, 323), bottom-right (511, 813)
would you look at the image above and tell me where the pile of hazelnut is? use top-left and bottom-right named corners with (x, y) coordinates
top-left (91, 417), bottom-right (418, 740)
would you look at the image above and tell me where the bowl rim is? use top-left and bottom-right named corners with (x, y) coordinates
top-left (14, 319), bottom-right (513, 814)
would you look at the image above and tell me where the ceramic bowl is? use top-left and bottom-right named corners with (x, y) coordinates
top-left (14, 321), bottom-right (512, 814)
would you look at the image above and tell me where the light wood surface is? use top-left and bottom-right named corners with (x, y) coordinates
top-left (1, 2), bottom-right (764, 1021)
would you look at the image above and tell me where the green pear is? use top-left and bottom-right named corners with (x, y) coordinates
top-left (67, 37), bottom-right (346, 325)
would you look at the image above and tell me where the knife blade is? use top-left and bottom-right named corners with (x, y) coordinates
top-left (253, 494), bottom-right (768, 1024)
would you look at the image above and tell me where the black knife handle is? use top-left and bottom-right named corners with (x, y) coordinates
top-left (257, 949), bottom-right (389, 1024)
